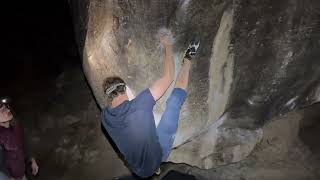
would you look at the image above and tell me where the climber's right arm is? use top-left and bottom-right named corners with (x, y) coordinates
top-left (150, 35), bottom-right (175, 101)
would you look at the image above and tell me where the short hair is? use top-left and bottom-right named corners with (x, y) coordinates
top-left (103, 76), bottom-right (126, 99)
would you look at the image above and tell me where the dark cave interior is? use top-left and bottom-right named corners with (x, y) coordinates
top-left (0, 1), bottom-right (319, 180)
top-left (1, 0), bottom-right (79, 96)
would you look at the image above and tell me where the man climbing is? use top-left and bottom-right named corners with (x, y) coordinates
top-left (101, 31), bottom-right (200, 178)
top-left (0, 97), bottom-right (39, 180)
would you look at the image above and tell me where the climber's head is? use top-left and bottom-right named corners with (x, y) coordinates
top-left (103, 76), bottom-right (127, 100)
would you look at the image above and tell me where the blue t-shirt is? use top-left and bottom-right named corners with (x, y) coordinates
top-left (101, 89), bottom-right (162, 177)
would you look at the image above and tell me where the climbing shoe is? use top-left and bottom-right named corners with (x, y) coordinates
top-left (184, 35), bottom-right (200, 60)
top-left (155, 167), bottom-right (161, 176)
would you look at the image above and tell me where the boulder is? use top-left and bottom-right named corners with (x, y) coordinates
top-left (69, 0), bottom-right (320, 168)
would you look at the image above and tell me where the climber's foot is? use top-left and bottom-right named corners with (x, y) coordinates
top-left (184, 35), bottom-right (200, 60)
top-left (155, 167), bottom-right (161, 176)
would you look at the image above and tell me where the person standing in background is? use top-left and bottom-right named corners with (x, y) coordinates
top-left (0, 97), bottom-right (39, 180)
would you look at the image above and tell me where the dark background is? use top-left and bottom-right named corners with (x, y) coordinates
top-left (1, 0), bottom-right (79, 97)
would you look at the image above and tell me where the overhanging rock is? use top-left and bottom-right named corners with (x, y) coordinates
top-left (69, 0), bottom-right (320, 168)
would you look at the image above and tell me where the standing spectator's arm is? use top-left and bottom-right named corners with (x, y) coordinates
top-left (21, 123), bottom-right (39, 176)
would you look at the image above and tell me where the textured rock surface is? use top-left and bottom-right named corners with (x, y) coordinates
top-left (69, 0), bottom-right (320, 168)
top-left (168, 110), bottom-right (263, 168)
top-left (160, 106), bottom-right (320, 180)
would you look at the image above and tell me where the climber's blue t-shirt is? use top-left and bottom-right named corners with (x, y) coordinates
top-left (101, 89), bottom-right (162, 177)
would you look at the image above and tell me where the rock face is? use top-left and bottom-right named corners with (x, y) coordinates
top-left (69, 0), bottom-right (320, 168)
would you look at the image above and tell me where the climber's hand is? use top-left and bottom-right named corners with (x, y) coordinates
top-left (160, 33), bottom-right (173, 47)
